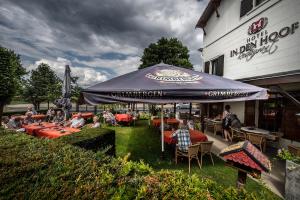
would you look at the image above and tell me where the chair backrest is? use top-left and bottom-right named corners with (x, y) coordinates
top-left (247, 133), bottom-right (263, 144)
top-left (288, 145), bottom-right (300, 157)
top-left (188, 144), bottom-right (200, 156)
top-left (199, 141), bottom-right (213, 153)
top-left (231, 127), bottom-right (246, 138)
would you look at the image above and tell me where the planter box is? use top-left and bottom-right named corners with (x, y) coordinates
top-left (285, 160), bottom-right (300, 200)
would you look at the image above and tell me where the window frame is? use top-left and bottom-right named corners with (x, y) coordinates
top-left (240, 0), bottom-right (270, 18)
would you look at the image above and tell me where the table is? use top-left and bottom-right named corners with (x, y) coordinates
top-left (37, 127), bottom-right (81, 139)
top-left (164, 130), bottom-right (208, 145)
top-left (152, 118), bottom-right (180, 127)
top-left (19, 114), bottom-right (47, 120)
top-left (115, 114), bottom-right (133, 123)
top-left (23, 122), bottom-right (57, 135)
top-left (241, 127), bottom-right (277, 140)
top-left (72, 112), bottom-right (94, 119)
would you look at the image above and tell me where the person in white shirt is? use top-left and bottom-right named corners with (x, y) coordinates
top-left (89, 116), bottom-right (100, 128)
top-left (66, 112), bottom-right (85, 128)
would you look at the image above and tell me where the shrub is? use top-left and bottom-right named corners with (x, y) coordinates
top-left (57, 127), bottom-right (115, 156)
top-left (0, 130), bottom-right (278, 200)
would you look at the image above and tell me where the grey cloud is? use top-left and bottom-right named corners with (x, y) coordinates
top-left (0, 0), bottom-right (209, 85)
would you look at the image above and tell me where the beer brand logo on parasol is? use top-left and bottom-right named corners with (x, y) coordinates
top-left (145, 69), bottom-right (202, 83)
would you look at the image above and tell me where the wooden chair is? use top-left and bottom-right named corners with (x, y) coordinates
top-left (175, 144), bottom-right (201, 173)
top-left (246, 133), bottom-right (266, 152)
top-left (230, 127), bottom-right (246, 142)
top-left (288, 145), bottom-right (300, 157)
top-left (205, 121), bottom-right (214, 133)
top-left (198, 141), bottom-right (214, 168)
top-left (214, 123), bottom-right (223, 136)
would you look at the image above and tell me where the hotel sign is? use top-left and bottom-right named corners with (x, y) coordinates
top-left (230, 17), bottom-right (299, 61)
top-left (248, 17), bottom-right (268, 35)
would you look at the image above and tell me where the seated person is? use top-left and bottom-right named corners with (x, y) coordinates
top-left (4, 116), bottom-right (25, 132)
top-left (104, 110), bottom-right (118, 126)
top-left (172, 119), bottom-right (191, 152)
top-left (66, 112), bottom-right (85, 128)
top-left (88, 116), bottom-right (101, 128)
top-left (26, 106), bottom-right (37, 115)
top-left (46, 107), bottom-right (54, 116)
top-left (23, 112), bottom-right (35, 125)
top-left (47, 110), bottom-right (56, 122)
top-left (126, 108), bottom-right (133, 116)
top-left (53, 110), bottom-right (64, 124)
top-left (164, 109), bottom-right (170, 118)
top-left (187, 120), bottom-right (194, 130)
top-left (2, 116), bottom-right (10, 129)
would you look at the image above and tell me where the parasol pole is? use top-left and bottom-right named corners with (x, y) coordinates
top-left (161, 104), bottom-right (164, 153)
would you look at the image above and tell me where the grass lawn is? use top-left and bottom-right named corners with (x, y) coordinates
top-left (105, 120), bottom-right (281, 199)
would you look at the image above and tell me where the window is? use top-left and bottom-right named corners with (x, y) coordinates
top-left (210, 55), bottom-right (224, 76)
top-left (240, 0), bottom-right (267, 17)
top-left (255, 0), bottom-right (266, 6)
top-left (240, 0), bottom-right (253, 17)
top-left (204, 61), bottom-right (210, 73)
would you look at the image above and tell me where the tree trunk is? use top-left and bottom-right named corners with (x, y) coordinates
top-left (0, 102), bottom-right (4, 126)
top-left (47, 100), bottom-right (50, 109)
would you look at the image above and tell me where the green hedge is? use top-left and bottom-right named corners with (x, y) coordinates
top-left (0, 129), bottom-right (277, 200)
top-left (57, 127), bottom-right (115, 156)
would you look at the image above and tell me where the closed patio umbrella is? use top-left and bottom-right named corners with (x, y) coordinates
top-left (54, 65), bottom-right (72, 120)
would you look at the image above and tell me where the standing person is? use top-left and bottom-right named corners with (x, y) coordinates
top-left (222, 105), bottom-right (232, 142)
top-left (172, 119), bottom-right (191, 152)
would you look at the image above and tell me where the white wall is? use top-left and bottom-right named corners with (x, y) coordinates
top-left (224, 101), bottom-right (245, 123)
top-left (202, 0), bottom-right (300, 80)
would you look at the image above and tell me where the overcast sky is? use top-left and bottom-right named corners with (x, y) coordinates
top-left (0, 0), bottom-right (208, 87)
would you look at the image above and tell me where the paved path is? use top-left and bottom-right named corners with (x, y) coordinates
top-left (206, 131), bottom-right (284, 199)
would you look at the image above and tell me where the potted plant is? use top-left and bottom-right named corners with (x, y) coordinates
top-left (277, 148), bottom-right (300, 200)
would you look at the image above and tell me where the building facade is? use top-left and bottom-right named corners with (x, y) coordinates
top-left (196, 0), bottom-right (300, 142)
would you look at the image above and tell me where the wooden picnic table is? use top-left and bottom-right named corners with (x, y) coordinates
top-left (36, 127), bottom-right (81, 139)
top-left (19, 114), bottom-right (47, 120)
top-left (72, 112), bottom-right (94, 119)
top-left (115, 114), bottom-right (133, 123)
top-left (23, 122), bottom-right (57, 135)
top-left (241, 127), bottom-right (277, 141)
top-left (164, 129), bottom-right (208, 145)
top-left (152, 118), bottom-right (180, 127)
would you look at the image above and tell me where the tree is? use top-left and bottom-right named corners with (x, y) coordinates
top-left (139, 37), bottom-right (193, 69)
top-left (0, 46), bottom-right (27, 125)
top-left (23, 63), bottom-right (61, 110)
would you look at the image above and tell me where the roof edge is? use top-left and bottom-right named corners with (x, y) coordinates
top-left (195, 0), bottom-right (222, 29)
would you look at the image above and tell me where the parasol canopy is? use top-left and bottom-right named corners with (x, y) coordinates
top-left (82, 63), bottom-right (268, 104)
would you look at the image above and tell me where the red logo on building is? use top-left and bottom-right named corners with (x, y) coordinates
top-left (248, 17), bottom-right (268, 35)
